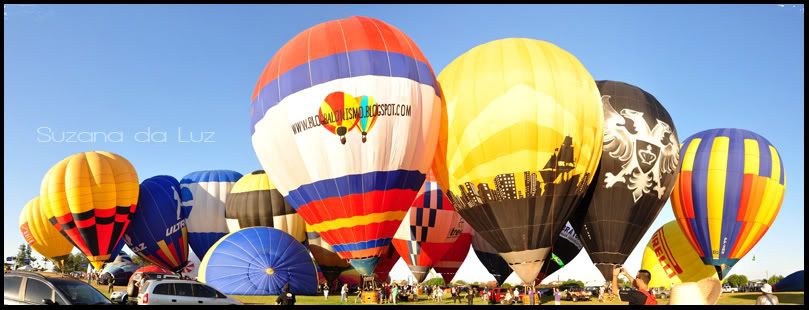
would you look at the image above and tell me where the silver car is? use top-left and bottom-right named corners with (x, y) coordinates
top-left (137, 278), bottom-right (242, 305)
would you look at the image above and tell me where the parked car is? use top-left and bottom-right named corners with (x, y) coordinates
top-left (563, 286), bottom-right (592, 302)
top-left (722, 285), bottom-right (739, 293)
top-left (651, 287), bottom-right (670, 299)
top-left (126, 271), bottom-right (179, 302)
top-left (137, 278), bottom-right (242, 305)
top-left (4, 271), bottom-right (111, 305)
top-left (110, 290), bottom-right (128, 304)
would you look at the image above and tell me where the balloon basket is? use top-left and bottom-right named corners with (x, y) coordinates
top-left (361, 291), bottom-right (379, 304)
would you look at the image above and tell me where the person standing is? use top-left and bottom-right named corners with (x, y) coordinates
top-left (554, 288), bottom-right (561, 305)
top-left (108, 279), bottom-right (115, 294)
top-left (391, 285), bottom-right (399, 305)
top-left (528, 286), bottom-right (535, 305)
top-left (466, 287), bottom-right (475, 305)
top-left (323, 282), bottom-right (329, 300)
top-left (599, 286), bottom-right (605, 303)
top-left (611, 266), bottom-right (657, 305)
top-left (514, 287), bottom-right (520, 304)
top-left (340, 284), bottom-right (348, 303)
top-left (756, 284), bottom-right (779, 305)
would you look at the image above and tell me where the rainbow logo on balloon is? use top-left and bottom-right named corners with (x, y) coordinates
top-left (318, 91), bottom-right (378, 144)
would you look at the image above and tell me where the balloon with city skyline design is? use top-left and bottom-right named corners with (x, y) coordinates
top-left (437, 38), bottom-right (603, 283)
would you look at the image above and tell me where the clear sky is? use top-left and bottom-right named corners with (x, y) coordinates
top-left (4, 4), bottom-right (804, 285)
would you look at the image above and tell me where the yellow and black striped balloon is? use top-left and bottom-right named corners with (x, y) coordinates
top-left (224, 170), bottom-right (306, 243)
top-left (39, 151), bottom-right (139, 270)
top-left (19, 197), bottom-right (74, 269)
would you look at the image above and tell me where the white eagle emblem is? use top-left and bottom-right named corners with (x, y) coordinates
top-left (602, 95), bottom-right (680, 202)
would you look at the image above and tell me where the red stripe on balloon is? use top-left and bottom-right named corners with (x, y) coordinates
top-left (296, 189), bottom-right (417, 225)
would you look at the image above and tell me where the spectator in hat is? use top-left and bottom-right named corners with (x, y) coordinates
top-left (755, 284), bottom-right (779, 305)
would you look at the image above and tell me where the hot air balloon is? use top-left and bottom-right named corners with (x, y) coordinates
top-left (373, 244), bottom-right (401, 283)
top-left (641, 221), bottom-right (719, 289)
top-left (19, 197), bottom-right (74, 269)
top-left (250, 16), bottom-right (443, 276)
top-left (180, 170), bottom-right (242, 259)
top-left (306, 225), bottom-right (352, 288)
top-left (123, 175), bottom-right (189, 272)
top-left (774, 270), bottom-right (804, 292)
top-left (339, 268), bottom-right (362, 287)
top-left (181, 249), bottom-right (201, 280)
top-left (570, 80), bottom-right (680, 281)
top-left (391, 172), bottom-right (466, 283)
top-left (671, 129), bottom-right (785, 279)
top-left (198, 227), bottom-right (318, 295)
top-left (432, 223), bottom-right (472, 284)
top-left (225, 170), bottom-right (306, 243)
top-left (39, 151), bottom-right (139, 270)
top-left (438, 38), bottom-right (603, 284)
top-left (536, 222), bottom-right (584, 282)
top-left (472, 231), bottom-right (512, 286)
top-left (100, 254), bottom-right (140, 285)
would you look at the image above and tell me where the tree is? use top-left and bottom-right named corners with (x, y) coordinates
top-left (15, 244), bottom-right (28, 268)
top-left (561, 279), bottom-right (585, 288)
top-left (726, 274), bottom-right (748, 288)
top-left (502, 283), bottom-right (513, 289)
top-left (424, 277), bottom-right (445, 287)
top-left (767, 275), bottom-right (784, 286)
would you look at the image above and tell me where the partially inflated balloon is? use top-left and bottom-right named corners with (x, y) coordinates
top-left (40, 151), bottom-right (139, 270)
top-left (432, 222), bottom-right (472, 284)
top-left (440, 38), bottom-right (603, 283)
top-left (225, 170), bottom-right (306, 243)
top-left (571, 80), bottom-right (680, 281)
top-left (180, 170), bottom-right (242, 260)
top-left (250, 16), bottom-right (442, 275)
top-left (199, 227), bottom-right (318, 295)
top-left (306, 225), bottom-right (352, 287)
top-left (373, 244), bottom-right (401, 283)
top-left (671, 129), bottom-right (785, 279)
top-left (19, 197), bottom-right (74, 269)
top-left (392, 172), bottom-right (466, 283)
top-left (641, 221), bottom-right (718, 289)
top-left (123, 175), bottom-right (189, 272)
top-left (774, 270), bottom-right (803, 292)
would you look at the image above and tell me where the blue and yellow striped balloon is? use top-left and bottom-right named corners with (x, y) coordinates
top-left (671, 128), bottom-right (785, 279)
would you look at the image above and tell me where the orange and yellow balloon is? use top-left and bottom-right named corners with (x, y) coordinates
top-left (40, 151), bottom-right (139, 270)
top-left (641, 221), bottom-right (718, 289)
top-left (19, 197), bottom-right (74, 269)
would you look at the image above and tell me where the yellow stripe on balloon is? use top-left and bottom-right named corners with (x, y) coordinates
top-left (706, 137), bottom-right (729, 260)
top-left (308, 211), bottom-right (407, 233)
top-left (681, 138), bottom-right (702, 172)
top-left (157, 240), bottom-right (178, 267)
top-left (769, 146), bottom-right (781, 185)
top-left (743, 139), bottom-right (760, 175)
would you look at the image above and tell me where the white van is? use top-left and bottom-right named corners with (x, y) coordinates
top-left (137, 279), bottom-right (242, 305)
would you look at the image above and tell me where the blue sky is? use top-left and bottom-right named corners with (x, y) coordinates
top-left (4, 4), bottom-right (803, 284)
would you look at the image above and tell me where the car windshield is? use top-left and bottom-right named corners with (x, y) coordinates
top-left (49, 278), bottom-right (111, 305)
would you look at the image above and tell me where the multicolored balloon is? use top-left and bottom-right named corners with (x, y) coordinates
top-left (373, 244), bottom-right (401, 283)
top-left (671, 129), bottom-right (785, 279)
top-left (536, 222), bottom-right (584, 282)
top-left (199, 227), bottom-right (318, 295)
top-left (471, 231), bottom-right (511, 286)
top-left (180, 170), bottom-right (242, 260)
top-left (641, 221), bottom-right (719, 289)
top-left (571, 80), bottom-right (680, 281)
top-left (39, 151), bottom-right (139, 270)
top-left (438, 38), bottom-right (603, 284)
top-left (123, 175), bottom-right (189, 272)
top-left (19, 197), bottom-right (74, 269)
top-left (224, 170), bottom-right (306, 243)
top-left (250, 16), bottom-right (443, 276)
top-left (391, 172), bottom-right (466, 283)
top-left (433, 222), bottom-right (472, 284)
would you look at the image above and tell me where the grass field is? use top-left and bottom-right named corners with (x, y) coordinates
top-left (92, 282), bottom-right (803, 306)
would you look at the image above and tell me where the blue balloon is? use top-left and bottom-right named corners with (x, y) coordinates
top-left (774, 270), bottom-right (804, 292)
top-left (199, 227), bottom-right (318, 296)
top-left (180, 170), bottom-right (242, 259)
top-left (105, 240), bottom-right (127, 263)
top-left (123, 175), bottom-right (189, 272)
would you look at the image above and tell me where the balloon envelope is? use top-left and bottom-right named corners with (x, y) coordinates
top-left (392, 172), bottom-right (466, 283)
top-left (471, 231), bottom-right (512, 286)
top-left (39, 151), bottom-right (139, 270)
top-left (572, 80), bottom-right (680, 281)
top-left (439, 38), bottom-right (603, 283)
top-left (19, 197), bottom-right (74, 269)
top-left (536, 222), bottom-right (584, 283)
top-left (306, 226), bottom-right (351, 286)
top-left (433, 222), bottom-right (472, 285)
top-left (180, 170), bottom-right (242, 260)
top-left (373, 244), bottom-right (401, 283)
top-left (671, 128), bottom-right (785, 279)
top-left (774, 270), bottom-right (803, 292)
top-left (124, 176), bottom-right (189, 272)
top-left (250, 16), bottom-right (442, 275)
top-left (199, 227), bottom-right (318, 295)
top-left (641, 221), bottom-right (719, 289)
top-left (225, 170), bottom-right (306, 243)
